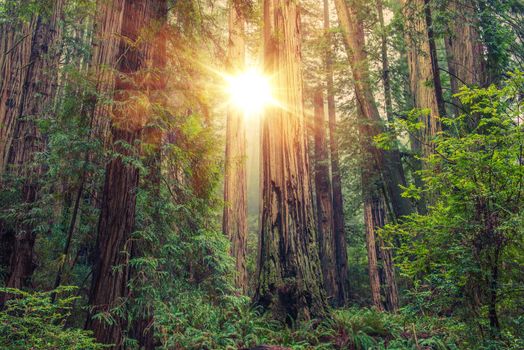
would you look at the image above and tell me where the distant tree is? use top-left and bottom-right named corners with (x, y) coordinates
top-left (323, 0), bottom-right (349, 306)
top-left (313, 89), bottom-right (338, 306)
top-left (0, 0), bottom-right (65, 299)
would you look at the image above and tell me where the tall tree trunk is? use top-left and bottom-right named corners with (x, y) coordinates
top-left (362, 167), bottom-right (399, 312)
top-left (130, 1), bottom-right (167, 347)
top-left (380, 237), bottom-right (399, 312)
top-left (359, 98), bottom-right (400, 312)
top-left (255, 0), bottom-right (327, 322)
top-left (376, 0), bottom-right (393, 122)
top-left (223, 0), bottom-right (248, 293)
top-left (0, 1), bottom-right (36, 174)
top-left (0, 0), bottom-right (65, 298)
top-left (52, 0), bottom-right (128, 299)
top-left (445, 1), bottom-right (486, 91)
top-left (402, 0), bottom-right (445, 156)
top-left (313, 90), bottom-right (338, 305)
top-left (85, 0), bottom-right (166, 347)
top-left (323, 0), bottom-right (349, 306)
top-left (333, 0), bottom-right (413, 219)
top-left (362, 175), bottom-right (385, 312)
top-left (88, 0), bottom-right (128, 144)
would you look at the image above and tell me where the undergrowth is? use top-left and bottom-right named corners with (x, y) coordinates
top-left (1, 288), bottom-right (522, 349)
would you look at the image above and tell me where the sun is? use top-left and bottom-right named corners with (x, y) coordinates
top-left (226, 69), bottom-right (273, 116)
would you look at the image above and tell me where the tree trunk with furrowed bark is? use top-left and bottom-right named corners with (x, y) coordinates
top-left (89, 0), bottom-right (128, 144)
top-left (0, 0), bottom-right (65, 300)
top-left (359, 104), bottom-right (400, 312)
top-left (402, 0), bottom-right (445, 157)
top-left (255, 0), bottom-right (327, 323)
top-left (223, 0), bottom-right (248, 294)
top-left (333, 0), bottom-right (413, 219)
top-left (313, 90), bottom-right (338, 306)
top-left (444, 0), bottom-right (487, 126)
top-left (85, 0), bottom-right (167, 347)
top-left (323, 0), bottom-right (349, 306)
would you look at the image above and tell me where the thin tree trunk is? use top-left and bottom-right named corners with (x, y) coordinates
top-left (85, 0), bottom-right (166, 346)
top-left (333, 0), bottom-right (413, 219)
top-left (376, 0), bottom-right (393, 121)
top-left (362, 174), bottom-right (385, 311)
top-left (323, 0), bottom-right (349, 306)
top-left (0, 0), bottom-right (65, 300)
top-left (223, 0), bottom-right (248, 293)
top-left (255, 0), bottom-right (327, 322)
top-left (313, 90), bottom-right (338, 305)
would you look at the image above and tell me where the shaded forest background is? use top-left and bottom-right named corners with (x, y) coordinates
top-left (0, 0), bottom-right (523, 349)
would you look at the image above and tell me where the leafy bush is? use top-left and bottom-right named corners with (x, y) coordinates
top-left (0, 287), bottom-right (102, 350)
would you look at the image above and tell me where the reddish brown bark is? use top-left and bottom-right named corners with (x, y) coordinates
top-left (89, 0), bottom-right (128, 144)
top-left (0, 2), bottom-right (36, 174)
top-left (255, 0), bottom-right (327, 322)
top-left (362, 169), bottom-right (399, 312)
top-left (85, 0), bottom-right (166, 346)
top-left (223, 0), bottom-right (248, 293)
top-left (0, 0), bottom-right (65, 298)
top-left (323, 0), bottom-right (349, 306)
top-left (313, 90), bottom-right (338, 305)
top-left (445, 0), bottom-right (487, 119)
top-left (376, 0), bottom-right (393, 121)
top-left (402, 0), bottom-right (445, 156)
top-left (334, 0), bottom-right (413, 219)
top-left (362, 177), bottom-right (385, 311)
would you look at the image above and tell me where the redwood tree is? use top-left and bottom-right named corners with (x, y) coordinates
top-left (223, 0), bottom-right (248, 293)
top-left (85, 0), bottom-right (167, 346)
top-left (323, 0), bottom-right (349, 306)
top-left (402, 0), bottom-right (445, 156)
top-left (0, 0), bottom-right (65, 297)
top-left (255, 0), bottom-right (327, 322)
top-left (313, 90), bottom-right (338, 305)
top-left (333, 0), bottom-right (413, 219)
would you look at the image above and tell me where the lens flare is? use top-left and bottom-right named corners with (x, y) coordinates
top-left (226, 69), bottom-right (273, 116)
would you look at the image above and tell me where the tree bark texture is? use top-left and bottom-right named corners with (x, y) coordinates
top-left (0, 0), bottom-right (65, 297)
top-left (333, 0), bottom-right (413, 219)
top-left (223, 0), bottom-right (248, 294)
top-left (313, 90), bottom-right (338, 305)
top-left (402, 0), bottom-right (444, 156)
top-left (88, 0), bottom-right (128, 144)
top-left (85, 0), bottom-right (166, 347)
top-left (256, 0), bottom-right (327, 322)
top-left (362, 169), bottom-right (399, 312)
top-left (444, 0), bottom-right (487, 115)
top-left (323, 0), bottom-right (349, 306)
top-left (362, 175), bottom-right (384, 311)
top-left (0, 7), bottom-right (35, 174)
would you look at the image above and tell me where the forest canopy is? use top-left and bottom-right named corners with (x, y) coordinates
top-left (0, 0), bottom-right (523, 349)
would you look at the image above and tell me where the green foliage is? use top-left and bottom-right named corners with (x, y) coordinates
top-left (381, 72), bottom-right (524, 347)
top-left (0, 287), bottom-right (102, 350)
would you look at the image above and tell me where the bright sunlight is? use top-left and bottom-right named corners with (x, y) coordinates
top-left (225, 69), bottom-right (273, 116)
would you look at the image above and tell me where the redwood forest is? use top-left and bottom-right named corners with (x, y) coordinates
top-left (0, 0), bottom-right (523, 349)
